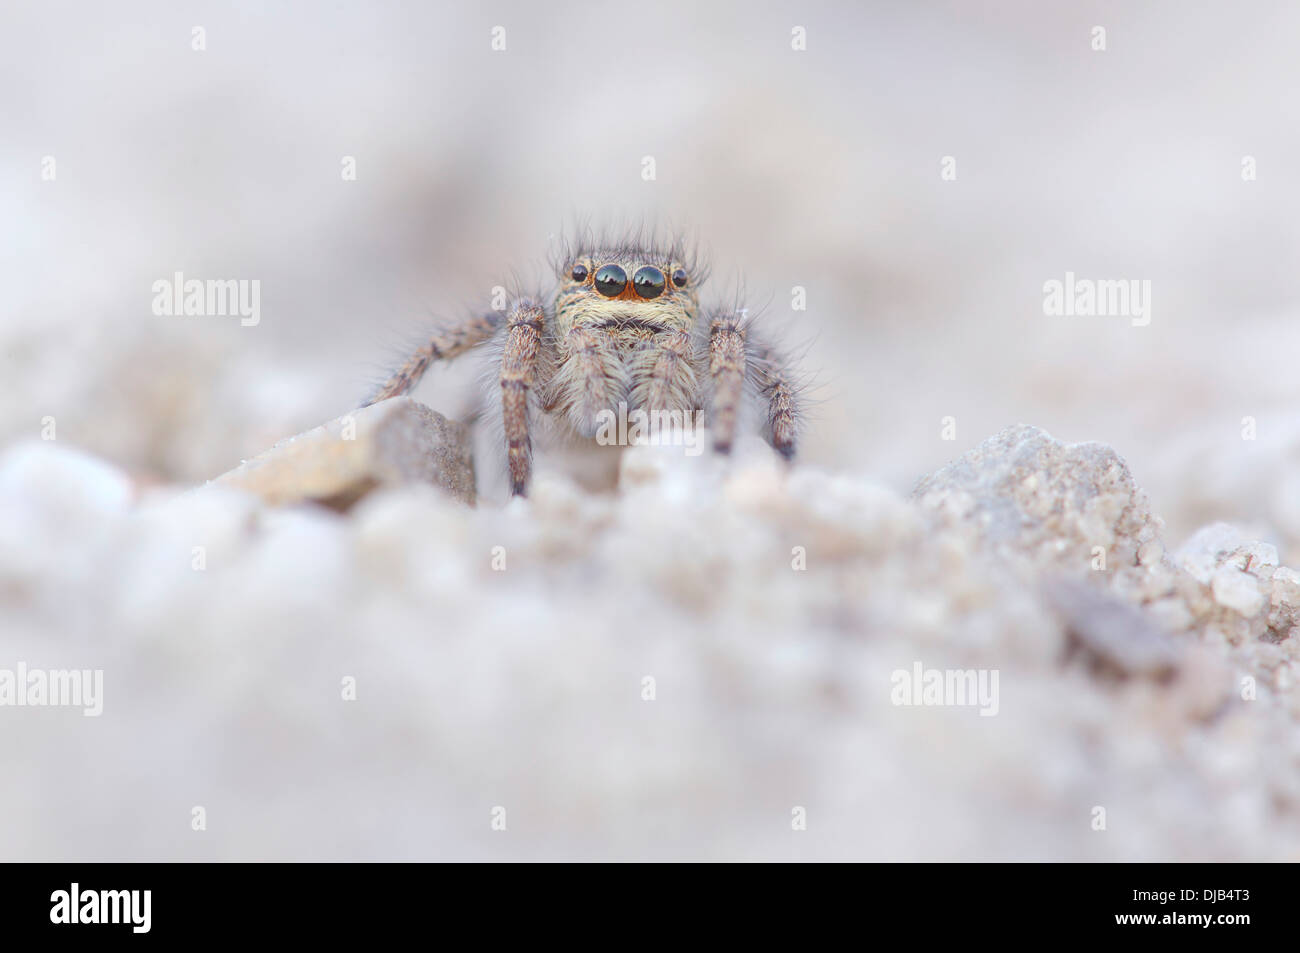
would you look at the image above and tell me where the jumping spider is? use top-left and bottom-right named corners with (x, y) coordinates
top-left (363, 232), bottom-right (805, 496)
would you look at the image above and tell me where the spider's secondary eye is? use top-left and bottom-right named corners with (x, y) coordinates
top-left (594, 264), bottom-right (627, 297)
top-left (633, 266), bottom-right (666, 299)
top-left (571, 263), bottom-right (589, 282)
top-left (671, 268), bottom-right (688, 288)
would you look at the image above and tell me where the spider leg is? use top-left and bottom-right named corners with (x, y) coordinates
top-left (499, 297), bottom-right (547, 496)
top-left (558, 326), bottom-right (626, 436)
top-left (631, 328), bottom-right (696, 413)
top-left (363, 313), bottom-right (502, 406)
top-left (707, 308), bottom-right (746, 454)
top-left (748, 335), bottom-right (800, 460)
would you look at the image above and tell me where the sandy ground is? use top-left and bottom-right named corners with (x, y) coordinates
top-left (3, 1), bottom-right (1299, 860)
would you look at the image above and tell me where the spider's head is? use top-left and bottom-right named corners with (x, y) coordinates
top-left (553, 242), bottom-right (701, 335)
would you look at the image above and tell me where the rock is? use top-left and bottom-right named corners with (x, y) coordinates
top-left (1043, 576), bottom-right (1181, 677)
top-left (1177, 523), bottom-right (1252, 585)
top-left (1173, 522), bottom-right (1291, 639)
top-left (211, 397), bottom-right (475, 509)
top-left (0, 440), bottom-right (134, 524)
top-left (0, 441), bottom-right (136, 602)
top-left (1211, 567), bottom-right (1268, 617)
top-left (1270, 567), bottom-right (1300, 635)
top-left (912, 426), bottom-right (1300, 681)
top-left (912, 424), bottom-right (1162, 578)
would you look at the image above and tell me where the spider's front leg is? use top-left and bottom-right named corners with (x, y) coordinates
top-left (748, 336), bottom-right (799, 460)
top-left (707, 308), bottom-right (746, 454)
top-left (499, 297), bottom-right (547, 496)
top-left (706, 307), bottom-right (801, 460)
top-left (363, 313), bottom-right (502, 406)
top-left (631, 328), bottom-right (695, 413)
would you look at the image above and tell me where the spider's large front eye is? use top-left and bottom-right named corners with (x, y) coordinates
top-left (633, 266), bottom-right (665, 299)
top-left (571, 263), bottom-right (589, 282)
top-left (671, 268), bottom-right (688, 288)
top-left (594, 264), bottom-right (627, 297)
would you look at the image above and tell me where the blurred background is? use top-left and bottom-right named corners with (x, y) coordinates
top-left (5, 0), bottom-right (1300, 548)
top-left (3, 1), bottom-right (1300, 861)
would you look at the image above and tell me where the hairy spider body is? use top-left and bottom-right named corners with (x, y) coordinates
top-left (364, 233), bottom-right (804, 496)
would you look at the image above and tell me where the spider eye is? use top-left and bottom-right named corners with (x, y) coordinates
top-left (571, 263), bottom-right (588, 282)
top-left (671, 268), bottom-right (688, 288)
top-left (594, 264), bottom-right (627, 297)
top-left (632, 266), bottom-right (666, 299)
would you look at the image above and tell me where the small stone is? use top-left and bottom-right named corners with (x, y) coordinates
top-left (1273, 566), bottom-right (1300, 604)
top-left (211, 397), bottom-right (475, 509)
top-left (1235, 541), bottom-right (1278, 578)
top-left (1176, 522), bottom-right (1246, 585)
top-left (0, 440), bottom-right (134, 525)
top-left (1211, 566), bottom-right (1267, 618)
top-left (0, 441), bottom-right (136, 596)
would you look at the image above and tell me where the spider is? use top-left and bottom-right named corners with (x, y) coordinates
top-left (362, 231), bottom-right (805, 496)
